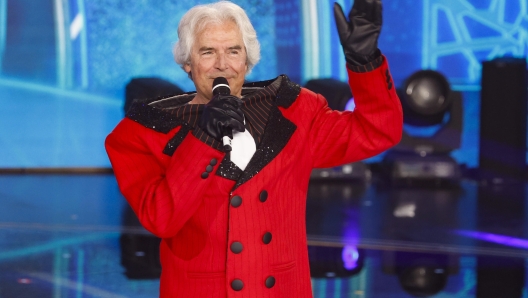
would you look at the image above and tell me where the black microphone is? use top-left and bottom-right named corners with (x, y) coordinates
top-left (212, 77), bottom-right (230, 96)
top-left (212, 77), bottom-right (233, 151)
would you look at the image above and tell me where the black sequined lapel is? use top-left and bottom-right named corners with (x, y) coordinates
top-left (126, 94), bottom-right (192, 133)
top-left (275, 75), bottom-right (301, 108)
top-left (162, 124), bottom-right (191, 156)
top-left (126, 102), bottom-right (183, 133)
top-left (216, 157), bottom-right (243, 181)
top-left (233, 105), bottom-right (297, 190)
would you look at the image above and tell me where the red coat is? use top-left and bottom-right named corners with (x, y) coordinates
top-left (105, 59), bottom-right (402, 297)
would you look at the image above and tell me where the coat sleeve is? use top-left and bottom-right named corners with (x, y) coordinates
top-left (105, 118), bottom-right (225, 238)
top-left (308, 57), bottom-right (403, 168)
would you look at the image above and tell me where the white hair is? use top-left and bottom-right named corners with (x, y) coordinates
top-left (173, 1), bottom-right (261, 74)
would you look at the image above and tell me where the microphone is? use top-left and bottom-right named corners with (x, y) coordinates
top-left (212, 77), bottom-right (230, 96)
top-left (212, 77), bottom-right (233, 152)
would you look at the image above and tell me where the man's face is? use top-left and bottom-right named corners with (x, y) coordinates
top-left (184, 21), bottom-right (248, 103)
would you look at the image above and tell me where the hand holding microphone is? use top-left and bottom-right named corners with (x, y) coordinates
top-left (198, 77), bottom-right (245, 151)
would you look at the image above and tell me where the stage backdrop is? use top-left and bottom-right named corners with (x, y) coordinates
top-left (0, 0), bottom-right (526, 167)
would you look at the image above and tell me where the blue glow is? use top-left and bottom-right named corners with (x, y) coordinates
top-left (301, 0), bottom-right (351, 83)
top-left (404, 123), bottom-right (444, 137)
top-left (77, 0), bottom-right (89, 88)
top-left (342, 245), bottom-right (359, 270)
top-left (456, 230), bottom-right (528, 249)
top-left (0, 0), bottom-right (6, 69)
top-left (0, 77), bottom-right (120, 106)
top-left (0, 233), bottom-right (118, 262)
top-left (345, 97), bottom-right (355, 111)
top-left (423, 0), bottom-right (528, 85)
top-left (404, 112), bottom-right (450, 137)
top-left (53, 0), bottom-right (68, 88)
top-left (76, 249), bottom-right (84, 298)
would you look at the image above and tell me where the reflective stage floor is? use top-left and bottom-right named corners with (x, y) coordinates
top-left (2, 173), bottom-right (528, 297)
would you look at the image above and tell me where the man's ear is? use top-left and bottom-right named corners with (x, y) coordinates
top-left (184, 63), bottom-right (191, 74)
top-left (183, 64), bottom-right (192, 79)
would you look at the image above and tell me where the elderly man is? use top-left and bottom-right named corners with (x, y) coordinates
top-left (106, 0), bottom-right (402, 297)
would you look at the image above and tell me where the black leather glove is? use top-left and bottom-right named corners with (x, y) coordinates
top-left (198, 94), bottom-right (245, 141)
top-left (334, 0), bottom-right (382, 66)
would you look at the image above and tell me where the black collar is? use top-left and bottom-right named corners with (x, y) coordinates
top-left (126, 75), bottom-right (301, 134)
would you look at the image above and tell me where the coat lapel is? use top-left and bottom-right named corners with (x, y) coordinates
top-left (232, 105), bottom-right (297, 190)
top-left (232, 76), bottom-right (301, 190)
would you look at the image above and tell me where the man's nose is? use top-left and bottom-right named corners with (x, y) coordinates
top-left (214, 53), bottom-right (228, 70)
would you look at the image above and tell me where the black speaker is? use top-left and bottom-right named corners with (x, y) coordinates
top-left (479, 57), bottom-right (527, 182)
top-left (476, 183), bottom-right (526, 297)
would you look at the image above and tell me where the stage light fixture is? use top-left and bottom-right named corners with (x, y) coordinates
top-left (401, 70), bottom-right (452, 126)
top-left (304, 78), bottom-right (368, 181)
top-left (383, 70), bottom-right (463, 185)
top-left (382, 251), bottom-right (459, 297)
top-left (308, 245), bottom-right (365, 278)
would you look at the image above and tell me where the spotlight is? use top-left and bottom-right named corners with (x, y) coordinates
top-left (342, 245), bottom-right (361, 270)
top-left (308, 245), bottom-right (365, 278)
top-left (382, 251), bottom-right (459, 297)
top-left (304, 78), bottom-right (368, 181)
top-left (383, 70), bottom-right (463, 185)
top-left (400, 70), bottom-right (452, 126)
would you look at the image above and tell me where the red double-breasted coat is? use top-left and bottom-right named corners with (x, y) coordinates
top-left (105, 59), bottom-right (402, 297)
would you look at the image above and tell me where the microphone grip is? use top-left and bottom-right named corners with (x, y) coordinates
top-left (212, 77), bottom-right (233, 151)
top-left (222, 127), bottom-right (233, 152)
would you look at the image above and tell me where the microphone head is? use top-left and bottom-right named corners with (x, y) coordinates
top-left (212, 77), bottom-right (230, 96)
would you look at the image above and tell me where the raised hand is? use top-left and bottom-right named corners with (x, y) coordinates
top-left (334, 0), bottom-right (382, 66)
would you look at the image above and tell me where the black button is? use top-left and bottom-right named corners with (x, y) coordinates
top-left (262, 232), bottom-right (272, 244)
top-left (201, 172), bottom-right (209, 179)
top-left (259, 190), bottom-right (268, 203)
top-left (230, 242), bottom-right (243, 254)
top-left (210, 158), bottom-right (218, 166)
top-left (206, 165), bottom-right (213, 173)
top-left (388, 81), bottom-right (393, 90)
top-left (231, 195), bottom-right (242, 208)
top-left (265, 276), bottom-right (275, 288)
top-left (231, 279), bottom-right (244, 291)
